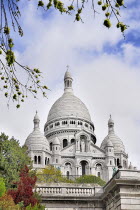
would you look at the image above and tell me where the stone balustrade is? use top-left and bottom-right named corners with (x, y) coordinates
top-left (35, 183), bottom-right (103, 198)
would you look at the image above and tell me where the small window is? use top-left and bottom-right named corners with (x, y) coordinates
top-left (50, 142), bottom-right (52, 151)
top-left (109, 149), bottom-right (111, 152)
top-left (117, 158), bottom-right (120, 166)
top-left (67, 171), bottom-right (70, 179)
top-left (71, 139), bottom-right (75, 144)
top-left (38, 156), bottom-right (41, 164)
top-left (110, 160), bottom-right (112, 165)
top-left (34, 156), bottom-right (37, 164)
top-left (85, 123), bottom-right (88, 128)
top-left (96, 163), bottom-right (102, 169)
top-left (45, 157), bottom-right (47, 165)
top-left (56, 159), bottom-right (58, 163)
top-left (97, 172), bottom-right (100, 177)
top-left (63, 139), bottom-right (68, 148)
top-left (55, 122), bottom-right (60, 126)
top-left (49, 124), bottom-right (53, 129)
top-left (56, 147), bottom-right (57, 150)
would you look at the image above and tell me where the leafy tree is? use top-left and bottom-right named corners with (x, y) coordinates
top-left (0, 177), bottom-right (6, 197)
top-left (0, 133), bottom-right (31, 188)
top-left (0, 0), bottom-right (127, 107)
top-left (37, 165), bottom-right (73, 183)
top-left (8, 165), bottom-right (38, 208)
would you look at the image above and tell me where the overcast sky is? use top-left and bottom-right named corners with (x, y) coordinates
top-left (1, 0), bottom-right (140, 168)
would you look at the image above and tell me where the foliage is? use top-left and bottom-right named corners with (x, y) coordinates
top-left (25, 203), bottom-right (45, 210)
top-left (0, 0), bottom-right (127, 107)
top-left (75, 175), bottom-right (106, 186)
top-left (0, 1), bottom-right (48, 108)
top-left (8, 165), bottom-right (38, 208)
top-left (0, 193), bottom-right (20, 209)
top-left (0, 177), bottom-right (6, 197)
top-left (37, 165), bottom-right (74, 183)
top-left (0, 133), bottom-right (32, 188)
top-left (37, 166), bottom-right (106, 186)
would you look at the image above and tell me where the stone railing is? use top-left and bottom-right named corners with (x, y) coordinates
top-left (35, 183), bottom-right (103, 198)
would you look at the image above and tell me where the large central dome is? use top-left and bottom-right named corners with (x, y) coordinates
top-left (47, 71), bottom-right (91, 123)
top-left (47, 92), bottom-right (91, 122)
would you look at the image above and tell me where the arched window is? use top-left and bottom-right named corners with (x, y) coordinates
top-left (45, 157), bottom-right (47, 165)
top-left (38, 156), bottom-right (41, 164)
top-left (48, 158), bottom-right (50, 164)
top-left (63, 139), bottom-right (68, 148)
top-left (67, 171), bottom-right (70, 179)
top-left (80, 160), bottom-right (88, 175)
top-left (110, 160), bottom-right (112, 165)
top-left (71, 139), bottom-right (75, 144)
top-left (50, 142), bottom-right (52, 151)
top-left (85, 123), bottom-right (88, 128)
top-left (55, 122), bottom-right (60, 126)
top-left (97, 172), bottom-right (100, 177)
top-left (34, 156), bottom-right (37, 164)
top-left (117, 158), bottom-right (120, 166)
top-left (96, 163), bottom-right (102, 169)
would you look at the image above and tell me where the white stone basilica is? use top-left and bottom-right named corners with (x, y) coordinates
top-left (25, 71), bottom-right (129, 182)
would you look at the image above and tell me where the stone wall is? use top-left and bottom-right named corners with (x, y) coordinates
top-left (36, 169), bottom-right (140, 210)
top-left (102, 170), bottom-right (140, 210)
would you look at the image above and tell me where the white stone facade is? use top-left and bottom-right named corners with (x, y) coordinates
top-left (25, 71), bottom-right (130, 182)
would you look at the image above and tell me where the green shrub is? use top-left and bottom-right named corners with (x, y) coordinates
top-left (75, 175), bottom-right (106, 186)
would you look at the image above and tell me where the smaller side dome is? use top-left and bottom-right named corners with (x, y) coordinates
top-left (25, 112), bottom-right (49, 151)
top-left (101, 116), bottom-right (125, 153)
top-left (53, 137), bottom-right (60, 145)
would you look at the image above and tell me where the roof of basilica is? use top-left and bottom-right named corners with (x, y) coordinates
top-left (47, 71), bottom-right (91, 123)
top-left (47, 92), bottom-right (91, 122)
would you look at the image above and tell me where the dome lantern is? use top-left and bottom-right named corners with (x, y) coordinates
top-left (64, 66), bottom-right (73, 93)
top-left (108, 115), bottom-right (114, 134)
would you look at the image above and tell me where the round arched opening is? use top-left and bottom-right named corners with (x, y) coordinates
top-left (80, 160), bottom-right (88, 176)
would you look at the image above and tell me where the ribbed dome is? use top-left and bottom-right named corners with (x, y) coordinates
top-left (101, 116), bottom-right (125, 153)
top-left (101, 133), bottom-right (125, 152)
top-left (25, 112), bottom-right (49, 151)
top-left (47, 92), bottom-right (91, 122)
top-left (25, 129), bottom-right (49, 151)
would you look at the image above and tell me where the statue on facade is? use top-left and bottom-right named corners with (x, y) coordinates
top-left (80, 140), bottom-right (86, 152)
